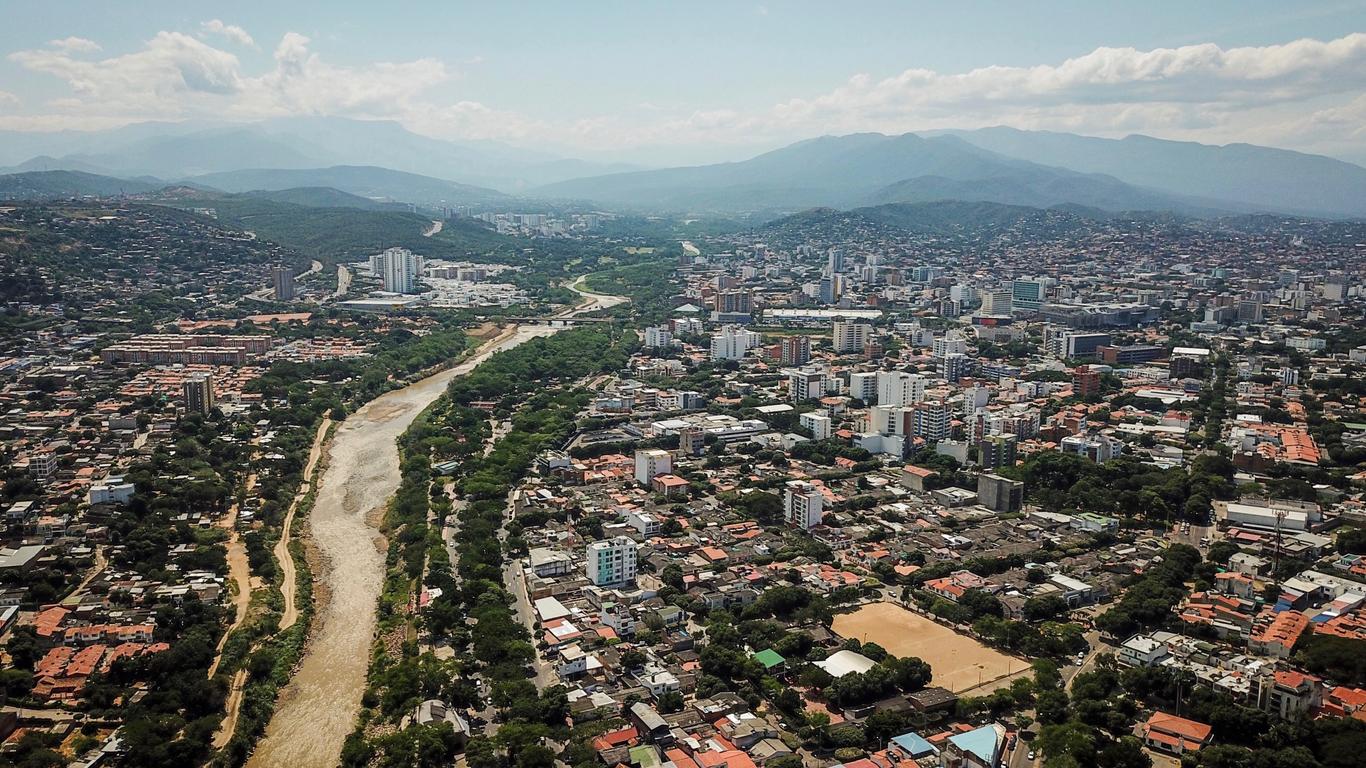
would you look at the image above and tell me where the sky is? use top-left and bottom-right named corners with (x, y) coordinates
top-left (3, 0), bottom-right (1366, 165)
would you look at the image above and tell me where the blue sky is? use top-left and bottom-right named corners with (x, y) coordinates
top-left (4, 1), bottom-right (1366, 164)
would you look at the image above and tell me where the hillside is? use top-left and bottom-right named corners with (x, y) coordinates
top-left (534, 133), bottom-right (1203, 215)
top-left (187, 165), bottom-right (509, 208)
top-left (157, 193), bottom-right (510, 260)
top-left (0, 170), bottom-right (164, 200)
top-left (939, 127), bottom-right (1366, 219)
top-left (240, 187), bottom-right (396, 211)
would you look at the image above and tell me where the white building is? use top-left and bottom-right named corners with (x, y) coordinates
top-left (377, 247), bottom-right (424, 294)
top-left (786, 367), bottom-right (826, 400)
top-left (586, 536), bottom-right (638, 587)
top-left (932, 334), bottom-right (967, 359)
top-left (876, 370), bottom-right (925, 407)
top-left (643, 326), bottom-right (673, 349)
top-left (800, 412), bottom-right (832, 440)
top-left (784, 480), bottom-right (825, 529)
top-left (634, 449), bottom-right (672, 486)
top-left (710, 325), bottom-right (761, 360)
top-left (87, 477), bottom-right (135, 506)
top-left (831, 320), bottom-right (872, 353)
top-left (849, 371), bottom-right (879, 403)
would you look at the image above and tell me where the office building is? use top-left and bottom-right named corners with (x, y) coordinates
top-left (713, 290), bottom-right (753, 315)
top-left (272, 265), bottom-right (296, 301)
top-left (784, 481), bottom-right (825, 529)
top-left (634, 449), bottom-right (672, 486)
top-left (980, 289), bottom-right (1012, 315)
top-left (586, 536), bottom-right (638, 587)
top-left (184, 374), bottom-right (214, 414)
top-left (1011, 278), bottom-right (1050, 311)
top-left (827, 248), bottom-right (845, 275)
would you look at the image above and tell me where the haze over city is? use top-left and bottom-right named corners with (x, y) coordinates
top-left (1, 5), bottom-right (1365, 768)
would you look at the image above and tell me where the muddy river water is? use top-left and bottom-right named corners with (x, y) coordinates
top-left (246, 324), bottom-right (561, 768)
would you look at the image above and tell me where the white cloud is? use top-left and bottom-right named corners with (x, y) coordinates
top-left (5, 29), bottom-right (1366, 163)
top-left (0, 91), bottom-right (18, 107)
top-left (201, 20), bottom-right (256, 48)
top-left (48, 37), bottom-right (101, 53)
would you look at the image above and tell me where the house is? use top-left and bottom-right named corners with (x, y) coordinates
top-left (629, 701), bottom-right (672, 745)
top-left (942, 723), bottom-right (1006, 768)
top-left (900, 465), bottom-right (938, 493)
top-left (1117, 634), bottom-right (1170, 668)
top-left (1260, 671), bottom-right (1322, 721)
top-left (408, 699), bottom-right (471, 748)
top-left (925, 570), bottom-right (988, 603)
top-left (1249, 610), bottom-right (1309, 659)
top-left (1135, 712), bottom-right (1213, 755)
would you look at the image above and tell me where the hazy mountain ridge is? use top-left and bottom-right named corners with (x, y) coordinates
top-left (185, 165), bottom-right (510, 207)
top-left (0, 170), bottom-right (164, 199)
top-left (532, 133), bottom-right (1218, 215)
top-left (934, 127), bottom-right (1366, 218)
top-left (0, 117), bottom-right (641, 191)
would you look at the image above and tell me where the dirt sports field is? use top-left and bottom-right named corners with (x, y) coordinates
top-left (831, 601), bottom-right (1023, 693)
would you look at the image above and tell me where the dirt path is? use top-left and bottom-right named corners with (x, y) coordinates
top-left (213, 669), bottom-right (249, 749)
top-left (208, 470), bottom-right (258, 679)
top-left (276, 418), bottom-right (332, 632)
top-left (61, 546), bottom-right (106, 606)
top-left (246, 324), bottom-right (564, 768)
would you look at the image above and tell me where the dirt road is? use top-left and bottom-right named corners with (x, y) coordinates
top-left (276, 417), bottom-right (332, 632)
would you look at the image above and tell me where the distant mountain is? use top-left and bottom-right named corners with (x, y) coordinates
top-left (0, 170), bottom-right (163, 200)
top-left (240, 187), bottom-right (397, 211)
top-left (0, 117), bottom-right (640, 191)
top-left (936, 127), bottom-right (1366, 219)
top-left (186, 166), bottom-right (510, 208)
top-left (534, 133), bottom-right (1211, 215)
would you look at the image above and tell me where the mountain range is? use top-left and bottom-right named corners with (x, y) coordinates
top-left (534, 131), bottom-right (1366, 218)
top-left (2, 118), bottom-right (1365, 219)
top-left (0, 117), bottom-right (638, 190)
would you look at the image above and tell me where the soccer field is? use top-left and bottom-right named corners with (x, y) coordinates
top-left (832, 602), bottom-right (1025, 693)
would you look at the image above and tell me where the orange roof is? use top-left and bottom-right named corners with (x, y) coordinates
top-left (1141, 712), bottom-right (1212, 746)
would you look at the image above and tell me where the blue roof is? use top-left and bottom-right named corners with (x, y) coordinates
top-left (890, 732), bottom-right (937, 758)
top-left (948, 725), bottom-right (1002, 765)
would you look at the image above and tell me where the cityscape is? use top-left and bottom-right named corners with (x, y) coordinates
top-left (1, 4), bottom-right (1366, 768)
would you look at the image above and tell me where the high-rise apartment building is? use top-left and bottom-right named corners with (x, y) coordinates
top-left (184, 374), bottom-right (214, 414)
top-left (784, 481), bottom-right (825, 529)
top-left (272, 265), bottom-right (296, 301)
top-left (832, 320), bottom-right (872, 353)
top-left (634, 449), bottom-right (672, 486)
top-left (876, 371), bottom-right (925, 407)
top-left (710, 326), bottom-right (761, 360)
top-left (779, 335), bottom-right (812, 366)
top-left (378, 247), bottom-right (423, 294)
top-left (586, 536), bottom-right (638, 587)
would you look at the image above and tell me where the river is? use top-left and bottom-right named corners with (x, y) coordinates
top-left (245, 323), bottom-right (561, 768)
